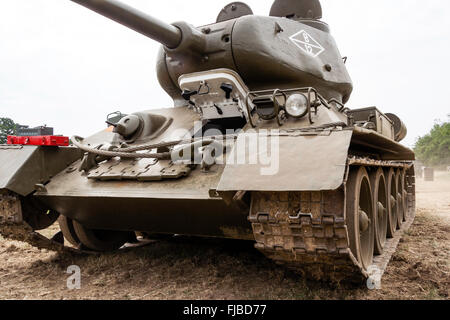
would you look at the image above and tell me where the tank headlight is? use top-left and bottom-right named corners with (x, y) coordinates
top-left (285, 94), bottom-right (309, 118)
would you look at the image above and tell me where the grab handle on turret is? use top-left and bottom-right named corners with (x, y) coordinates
top-left (70, 0), bottom-right (182, 48)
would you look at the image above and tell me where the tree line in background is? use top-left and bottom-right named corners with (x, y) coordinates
top-left (0, 117), bottom-right (17, 144)
top-left (414, 120), bottom-right (450, 167)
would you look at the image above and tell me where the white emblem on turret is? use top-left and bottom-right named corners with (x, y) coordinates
top-left (290, 30), bottom-right (325, 58)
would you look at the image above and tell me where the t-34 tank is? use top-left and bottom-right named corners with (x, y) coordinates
top-left (0, 0), bottom-right (416, 284)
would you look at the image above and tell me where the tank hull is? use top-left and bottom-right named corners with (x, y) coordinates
top-left (0, 0), bottom-right (419, 284)
top-left (38, 195), bottom-right (253, 240)
top-left (0, 126), bottom-right (416, 283)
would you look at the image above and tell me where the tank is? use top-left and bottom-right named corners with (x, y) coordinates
top-left (0, 0), bottom-right (416, 284)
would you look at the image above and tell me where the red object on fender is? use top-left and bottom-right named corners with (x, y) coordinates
top-left (7, 135), bottom-right (69, 147)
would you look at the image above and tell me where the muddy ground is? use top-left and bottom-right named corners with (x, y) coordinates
top-left (0, 172), bottom-right (449, 300)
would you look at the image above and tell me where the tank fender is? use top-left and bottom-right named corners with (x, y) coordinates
top-left (0, 145), bottom-right (83, 196)
top-left (217, 128), bottom-right (353, 192)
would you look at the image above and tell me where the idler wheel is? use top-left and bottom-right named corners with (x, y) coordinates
top-left (72, 221), bottom-right (132, 252)
top-left (347, 166), bottom-right (374, 270)
top-left (58, 215), bottom-right (83, 248)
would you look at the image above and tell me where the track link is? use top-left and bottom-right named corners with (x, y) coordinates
top-left (0, 192), bottom-right (75, 252)
top-left (0, 192), bottom-right (153, 254)
top-left (249, 158), bottom-right (416, 285)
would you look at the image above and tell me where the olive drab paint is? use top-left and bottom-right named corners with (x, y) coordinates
top-left (0, 0), bottom-right (416, 284)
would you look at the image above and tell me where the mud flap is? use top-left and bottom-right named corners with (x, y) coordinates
top-left (217, 129), bottom-right (353, 192)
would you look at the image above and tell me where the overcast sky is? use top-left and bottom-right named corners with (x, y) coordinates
top-left (1, 0), bottom-right (449, 148)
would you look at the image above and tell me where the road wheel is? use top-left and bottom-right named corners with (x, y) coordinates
top-left (395, 169), bottom-right (404, 229)
top-left (370, 168), bottom-right (388, 255)
top-left (347, 166), bottom-right (374, 270)
top-left (72, 221), bottom-right (131, 252)
top-left (400, 169), bottom-right (408, 222)
top-left (58, 215), bottom-right (82, 248)
top-left (386, 168), bottom-right (398, 238)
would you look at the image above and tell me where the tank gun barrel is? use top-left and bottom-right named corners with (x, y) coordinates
top-left (70, 0), bottom-right (182, 48)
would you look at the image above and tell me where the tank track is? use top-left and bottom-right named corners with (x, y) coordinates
top-left (0, 192), bottom-right (152, 254)
top-left (0, 192), bottom-right (77, 253)
top-left (249, 157), bottom-right (416, 284)
top-left (1, 157), bottom-right (416, 284)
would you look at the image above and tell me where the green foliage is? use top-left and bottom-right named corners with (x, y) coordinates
top-left (414, 121), bottom-right (450, 166)
top-left (0, 117), bottom-right (17, 144)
